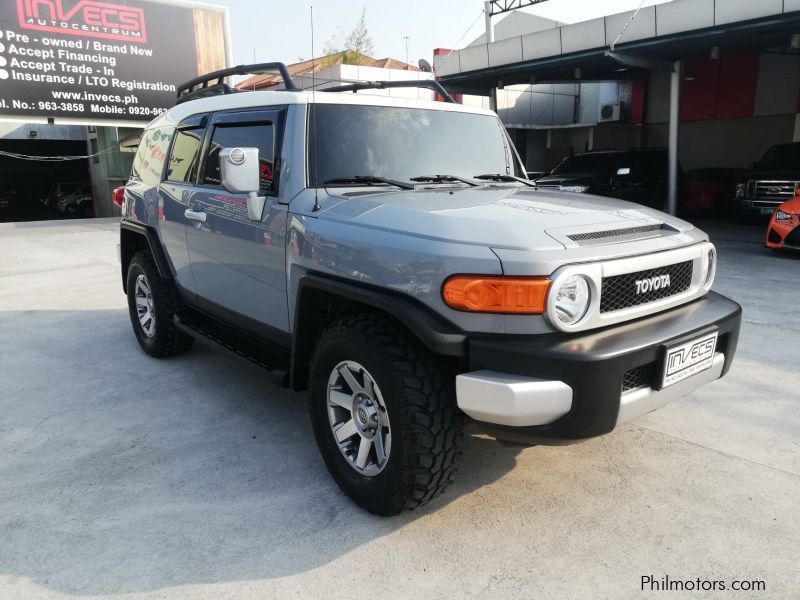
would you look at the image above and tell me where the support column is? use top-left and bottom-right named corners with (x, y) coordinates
top-left (484, 1), bottom-right (494, 43)
top-left (667, 60), bottom-right (682, 216)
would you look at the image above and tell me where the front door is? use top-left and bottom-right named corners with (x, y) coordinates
top-left (158, 114), bottom-right (207, 293)
top-left (186, 109), bottom-right (289, 333)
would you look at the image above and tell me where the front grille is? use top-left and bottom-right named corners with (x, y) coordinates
top-left (785, 227), bottom-right (800, 248)
top-left (568, 224), bottom-right (667, 246)
top-left (622, 364), bottom-right (656, 392)
top-left (600, 260), bottom-right (693, 313)
top-left (753, 180), bottom-right (799, 199)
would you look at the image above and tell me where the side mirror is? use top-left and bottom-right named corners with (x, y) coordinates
top-left (219, 147), bottom-right (265, 221)
top-left (616, 167), bottom-right (631, 176)
top-left (748, 161), bottom-right (758, 170)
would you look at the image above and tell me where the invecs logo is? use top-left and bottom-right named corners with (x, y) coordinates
top-left (16, 0), bottom-right (147, 43)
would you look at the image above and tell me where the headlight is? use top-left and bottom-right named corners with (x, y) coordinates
top-left (775, 210), bottom-right (792, 221)
top-left (735, 183), bottom-right (746, 199)
top-left (699, 246), bottom-right (716, 290)
top-left (553, 275), bottom-right (591, 325)
top-left (559, 185), bottom-right (589, 193)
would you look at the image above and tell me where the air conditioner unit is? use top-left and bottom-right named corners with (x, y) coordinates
top-left (598, 102), bottom-right (624, 123)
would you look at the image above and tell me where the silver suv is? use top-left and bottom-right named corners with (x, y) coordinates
top-left (119, 63), bottom-right (741, 515)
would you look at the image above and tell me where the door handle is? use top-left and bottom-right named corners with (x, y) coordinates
top-left (184, 208), bottom-right (207, 223)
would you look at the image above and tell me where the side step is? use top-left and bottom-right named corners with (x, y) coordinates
top-left (174, 310), bottom-right (289, 387)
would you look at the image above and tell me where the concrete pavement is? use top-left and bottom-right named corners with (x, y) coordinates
top-left (1, 218), bottom-right (798, 599)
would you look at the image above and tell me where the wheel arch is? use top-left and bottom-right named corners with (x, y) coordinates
top-left (290, 273), bottom-right (467, 391)
top-left (120, 219), bottom-right (172, 294)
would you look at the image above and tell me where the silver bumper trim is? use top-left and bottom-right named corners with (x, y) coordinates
top-left (616, 352), bottom-right (725, 425)
top-left (455, 370), bottom-right (572, 427)
top-left (456, 353), bottom-right (725, 429)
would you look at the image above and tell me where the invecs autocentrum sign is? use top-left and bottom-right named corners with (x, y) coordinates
top-left (15, 0), bottom-right (147, 43)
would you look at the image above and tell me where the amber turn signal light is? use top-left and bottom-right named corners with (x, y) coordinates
top-left (442, 276), bottom-right (551, 314)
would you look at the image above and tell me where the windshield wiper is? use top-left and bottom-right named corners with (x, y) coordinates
top-left (410, 174), bottom-right (479, 187)
top-left (473, 173), bottom-right (537, 187)
top-left (322, 175), bottom-right (414, 190)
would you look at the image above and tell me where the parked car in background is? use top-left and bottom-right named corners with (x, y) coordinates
top-left (535, 148), bottom-right (683, 210)
top-left (736, 142), bottom-right (800, 220)
top-left (0, 190), bottom-right (20, 216)
top-left (765, 188), bottom-right (800, 252)
top-left (684, 168), bottom-right (742, 215)
top-left (53, 182), bottom-right (94, 216)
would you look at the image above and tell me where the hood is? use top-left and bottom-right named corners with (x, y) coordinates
top-left (320, 185), bottom-right (693, 251)
top-left (778, 196), bottom-right (800, 213)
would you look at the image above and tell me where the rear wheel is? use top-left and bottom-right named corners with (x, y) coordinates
top-left (126, 251), bottom-right (194, 358)
top-left (309, 313), bottom-right (463, 515)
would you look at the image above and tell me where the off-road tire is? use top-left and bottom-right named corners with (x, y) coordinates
top-left (309, 313), bottom-right (463, 516)
top-left (126, 251), bottom-right (194, 358)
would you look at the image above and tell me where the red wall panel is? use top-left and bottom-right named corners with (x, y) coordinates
top-left (681, 54), bottom-right (758, 121)
top-left (716, 54), bottom-right (759, 118)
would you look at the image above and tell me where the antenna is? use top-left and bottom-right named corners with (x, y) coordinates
top-left (311, 6), bottom-right (321, 212)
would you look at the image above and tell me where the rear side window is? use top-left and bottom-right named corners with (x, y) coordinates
top-left (166, 128), bottom-right (203, 183)
top-left (132, 128), bottom-right (173, 186)
top-left (202, 123), bottom-right (275, 194)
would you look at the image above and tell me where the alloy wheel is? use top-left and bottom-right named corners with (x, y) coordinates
top-left (326, 360), bottom-right (391, 476)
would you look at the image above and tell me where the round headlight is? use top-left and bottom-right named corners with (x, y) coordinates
top-left (553, 275), bottom-right (591, 326)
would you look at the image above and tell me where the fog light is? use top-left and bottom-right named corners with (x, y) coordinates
top-left (553, 275), bottom-right (591, 325)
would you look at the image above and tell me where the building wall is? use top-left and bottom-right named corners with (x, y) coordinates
top-left (645, 114), bottom-right (796, 170)
top-left (0, 123), bottom-right (86, 141)
top-left (641, 52), bottom-right (800, 169)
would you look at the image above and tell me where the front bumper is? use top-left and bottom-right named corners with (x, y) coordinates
top-left (737, 200), bottom-right (782, 217)
top-left (766, 218), bottom-right (800, 250)
top-left (457, 292), bottom-right (741, 445)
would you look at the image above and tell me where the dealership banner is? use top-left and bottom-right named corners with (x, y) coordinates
top-left (0, 0), bottom-right (228, 125)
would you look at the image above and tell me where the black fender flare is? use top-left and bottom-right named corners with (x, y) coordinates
top-left (120, 219), bottom-right (172, 292)
top-left (290, 273), bottom-right (467, 390)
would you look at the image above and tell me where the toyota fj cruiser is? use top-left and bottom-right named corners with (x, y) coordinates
top-left (119, 63), bottom-right (741, 515)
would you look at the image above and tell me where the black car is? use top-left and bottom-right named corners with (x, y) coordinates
top-left (735, 142), bottom-right (800, 219)
top-left (536, 148), bottom-right (683, 210)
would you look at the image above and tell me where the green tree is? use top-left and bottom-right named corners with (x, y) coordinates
top-left (323, 7), bottom-right (374, 65)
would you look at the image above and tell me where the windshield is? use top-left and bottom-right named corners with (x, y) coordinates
top-left (551, 153), bottom-right (623, 176)
top-left (757, 144), bottom-right (800, 170)
top-left (307, 104), bottom-right (522, 185)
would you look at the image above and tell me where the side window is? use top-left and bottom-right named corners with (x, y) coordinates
top-left (166, 128), bottom-right (203, 183)
top-left (202, 123), bottom-right (275, 194)
top-left (132, 127), bottom-right (173, 186)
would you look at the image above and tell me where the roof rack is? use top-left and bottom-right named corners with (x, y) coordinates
top-left (176, 62), bottom-right (298, 104)
top-left (326, 80), bottom-right (457, 103)
top-left (175, 63), bottom-right (458, 105)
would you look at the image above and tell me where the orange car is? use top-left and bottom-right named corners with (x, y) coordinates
top-left (765, 191), bottom-right (800, 251)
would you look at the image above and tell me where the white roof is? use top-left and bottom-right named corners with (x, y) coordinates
top-left (152, 89), bottom-right (497, 129)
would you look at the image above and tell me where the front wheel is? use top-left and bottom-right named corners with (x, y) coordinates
top-left (309, 313), bottom-right (463, 515)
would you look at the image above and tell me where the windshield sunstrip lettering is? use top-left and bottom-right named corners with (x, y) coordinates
top-left (16, 0), bottom-right (147, 43)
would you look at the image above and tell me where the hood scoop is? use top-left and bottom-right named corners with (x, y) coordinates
top-left (566, 224), bottom-right (675, 247)
top-left (339, 190), bottom-right (392, 198)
